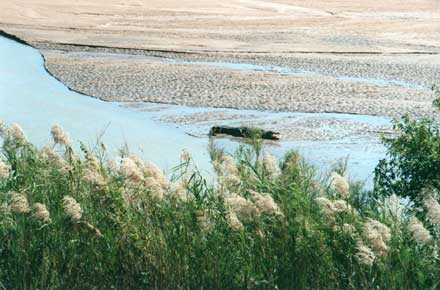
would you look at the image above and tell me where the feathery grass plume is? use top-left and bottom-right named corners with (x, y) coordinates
top-left (0, 120), bottom-right (8, 138)
top-left (363, 219), bottom-right (391, 257)
top-left (219, 155), bottom-right (241, 187)
top-left (249, 190), bottom-right (283, 216)
top-left (107, 159), bottom-right (120, 174)
top-left (121, 158), bottom-right (167, 201)
top-left (341, 223), bottom-right (356, 234)
top-left (40, 146), bottom-right (73, 174)
top-left (83, 167), bottom-right (106, 188)
top-left (142, 161), bottom-right (168, 191)
top-left (143, 160), bottom-right (162, 177)
top-left (62, 196), bottom-right (83, 222)
top-left (32, 203), bottom-right (51, 224)
top-left (171, 181), bottom-right (192, 201)
top-left (227, 210), bottom-right (244, 231)
top-left (10, 192), bottom-right (30, 213)
top-left (424, 194), bottom-right (440, 226)
top-left (332, 200), bottom-right (352, 213)
top-left (408, 217), bottom-right (431, 245)
top-left (84, 149), bottom-right (100, 171)
top-left (315, 197), bottom-right (352, 216)
top-left (0, 159), bottom-right (10, 179)
top-left (212, 159), bottom-right (221, 174)
top-left (315, 196), bottom-right (338, 223)
top-left (144, 177), bottom-right (165, 200)
top-left (223, 174), bottom-right (242, 188)
top-left (355, 241), bottom-right (375, 267)
top-left (128, 155), bottom-right (144, 168)
top-left (220, 155), bottom-right (240, 186)
top-left (121, 157), bottom-right (144, 183)
top-left (121, 188), bottom-right (138, 205)
top-left (315, 196), bottom-right (334, 210)
top-left (224, 193), bottom-right (257, 222)
top-left (281, 150), bottom-right (301, 172)
top-left (50, 124), bottom-right (70, 146)
top-left (330, 172), bottom-right (350, 198)
top-left (10, 123), bottom-right (27, 144)
top-left (40, 146), bottom-right (65, 165)
top-left (221, 155), bottom-right (239, 176)
top-left (79, 146), bottom-right (106, 187)
top-left (0, 202), bottom-right (14, 229)
top-left (262, 152), bottom-right (281, 178)
top-left (181, 148), bottom-right (190, 162)
top-left (10, 192), bottom-right (31, 213)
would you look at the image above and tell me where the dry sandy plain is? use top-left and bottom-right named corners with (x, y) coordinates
top-left (1, 0), bottom-right (440, 132)
top-left (1, 0), bottom-right (440, 53)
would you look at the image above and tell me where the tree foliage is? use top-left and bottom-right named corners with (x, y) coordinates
top-left (375, 88), bottom-right (440, 203)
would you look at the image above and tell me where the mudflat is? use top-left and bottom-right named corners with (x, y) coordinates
top-left (1, 0), bottom-right (439, 118)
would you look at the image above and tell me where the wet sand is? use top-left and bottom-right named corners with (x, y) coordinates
top-left (124, 102), bottom-right (392, 142)
top-left (43, 49), bottom-right (437, 119)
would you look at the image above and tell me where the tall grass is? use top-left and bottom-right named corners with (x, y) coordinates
top-left (1, 122), bottom-right (440, 289)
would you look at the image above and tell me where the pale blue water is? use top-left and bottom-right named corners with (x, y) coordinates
top-left (0, 36), bottom-right (212, 173)
top-left (0, 36), bottom-right (388, 184)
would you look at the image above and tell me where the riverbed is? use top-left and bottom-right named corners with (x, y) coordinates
top-left (0, 35), bottom-right (388, 184)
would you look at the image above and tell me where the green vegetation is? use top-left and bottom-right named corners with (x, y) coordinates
top-left (375, 88), bottom-right (440, 204)
top-left (1, 95), bottom-right (440, 289)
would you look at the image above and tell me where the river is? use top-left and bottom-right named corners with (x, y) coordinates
top-left (0, 35), bottom-right (388, 184)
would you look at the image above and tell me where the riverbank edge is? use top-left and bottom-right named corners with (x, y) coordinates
top-left (1, 29), bottom-right (99, 101)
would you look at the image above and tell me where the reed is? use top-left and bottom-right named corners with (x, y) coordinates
top-left (0, 122), bottom-right (439, 289)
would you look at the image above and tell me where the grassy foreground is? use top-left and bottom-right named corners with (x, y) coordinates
top-left (1, 122), bottom-right (440, 290)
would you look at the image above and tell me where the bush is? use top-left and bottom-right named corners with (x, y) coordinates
top-left (374, 88), bottom-right (440, 204)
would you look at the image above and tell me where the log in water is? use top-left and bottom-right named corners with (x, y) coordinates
top-left (210, 126), bottom-right (280, 140)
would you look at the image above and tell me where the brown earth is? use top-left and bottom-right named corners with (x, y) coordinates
top-left (1, 0), bottom-right (439, 53)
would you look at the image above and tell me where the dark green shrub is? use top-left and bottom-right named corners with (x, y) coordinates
top-left (374, 88), bottom-right (440, 203)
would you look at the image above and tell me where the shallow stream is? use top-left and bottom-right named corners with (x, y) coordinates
top-left (0, 36), bottom-right (388, 184)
